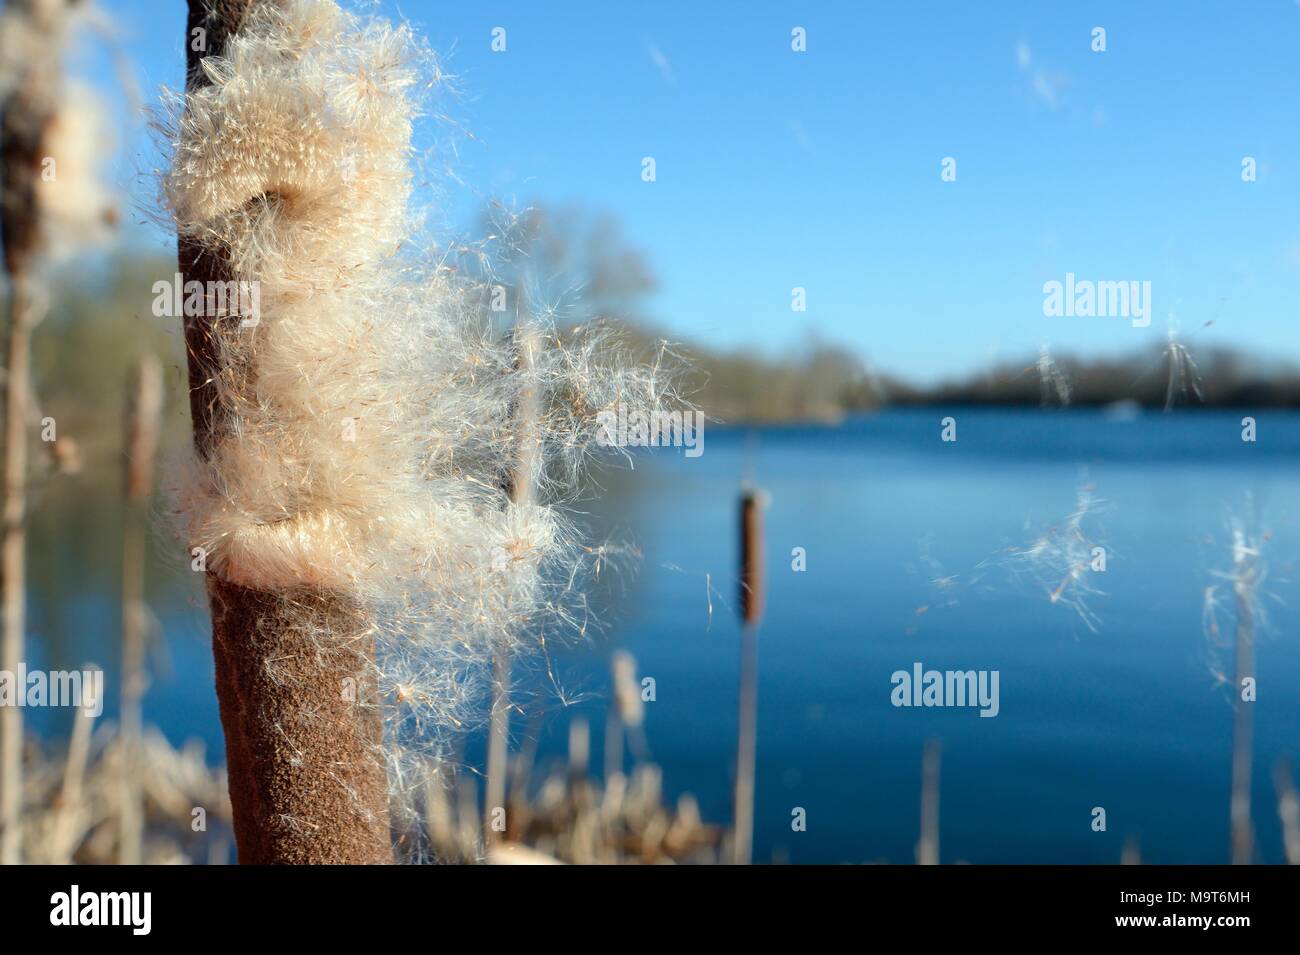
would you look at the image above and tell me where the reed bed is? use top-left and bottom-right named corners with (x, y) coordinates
top-left (17, 723), bottom-right (232, 865)
top-left (416, 737), bottom-right (721, 866)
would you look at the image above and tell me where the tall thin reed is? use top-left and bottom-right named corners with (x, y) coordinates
top-left (604, 682), bottom-right (625, 787)
top-left (1120, 836), bottom-right (1141, 865)
top-left (917, 739), bottom-right (941, 864)
top-left (1273, 761), bottom-right (1300, 865)
top-left (51, 674), bottom-right (98, 863)
top-left (1, 0), bottom-right (115, 862)
top-left (1229, 527), bottom-right (1258, 864)
top-left (605, 649), bottom-right (644, 788)
top-left (484, 644), bottom-right (511, 843)
top-left (0, 0), bottom-right (60, 866)
top-left (568, 716), bottom-right (589, 781)
top-left (0, 271), bottom-right (33, 867)
top-left (119, 353), bottom-right (162, 864)
top-left (486, 323), bottom-right (540, 842)
top-left (732, 484), bottom-right (765, 864)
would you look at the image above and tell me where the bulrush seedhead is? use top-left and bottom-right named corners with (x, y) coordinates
top-left (159, 0), bottom-right (686, 845)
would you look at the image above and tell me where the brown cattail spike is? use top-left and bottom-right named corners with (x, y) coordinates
top-left (732, 484), bottom-right (766, 864)
top-left (176, 0), bottom-right (393, 865)
top-left (739, 488), bottom-right (765, 626)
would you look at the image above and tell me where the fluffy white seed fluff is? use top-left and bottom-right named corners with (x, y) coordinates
top-left (158, 0), bottom-right (682, 836)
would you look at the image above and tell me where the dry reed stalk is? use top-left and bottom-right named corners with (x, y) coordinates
top-left (1121, 836), bottom-right (1141, 865)
top-left (1229, 529), bottom-right (1257, 865)
top-left (608, 650), bottom-right (645, 788)
top-left (23, 723), bottom-right (232, 864)
top-left (2, 0), bottom-right (115, 861)
top-left (486, 324), bottom-right (540, 842)
top-left (423, 766), bottom-right (455, 860)
top-left (1274, 761), bottom-right (1300, 865)
top-left (456, 772), bottom-right (479, 858)
top-left (118, 354), bottom-right (161, 864)
top-left (423, 728), bottom-right (721, 864)
top-left (917, 739), bottom-right (941, 865)
top-left (50, 686), bottom-right (98, 863)
top-left (568, 716), bottom-right (589, 781)
top-left (58, 693), bottom-right (96, 809)
top-left (732, 485), bottom-right (764, 865)
top-left (0, 0), bottom-right (61, 866)
top-left (0, 273), bottom-right (34, 866)
top-left (487, 842), bottom-right (563, 865)
top-left (176, 0), bottom-right (391, 864)
top-left (484, 643), bottom-right (511, 843)
top-left (604, 694), bottom-right (624, 787)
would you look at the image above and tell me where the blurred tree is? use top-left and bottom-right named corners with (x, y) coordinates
top-left (466, 202), bottom-right (886, 422)
top-left (472, 202), bottom-right (657, 329)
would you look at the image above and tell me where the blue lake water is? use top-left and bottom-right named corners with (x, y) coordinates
top-left (27, 407), bottom-right (1300, 863)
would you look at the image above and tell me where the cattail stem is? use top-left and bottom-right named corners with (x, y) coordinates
top-left (1120, 836), bottom-right (1141, 865)
top-left (732, 486), bottom-right (764, 865)
top-left (604, 701), bottom-right (624, 786)
top-left (917, 739), bottom-right (941, 865)
top-left (486, 322), bottom-right (539, 842)
top-left (179, 0), bottom-right (391, 863)
top-left (0, 274), bottom-right (33, 865)
top-left (1273, 761), bottom-right (1300, 865)
top-left (484, 644), bottom-right (510, 842)
top-left (1229, 538), bottom-right (1256, 865)
top-left (568, 716), bottom-right (589, 782)
top-left (732, 623), bottom-right (758, 865)
top-left (52, 680), bottom-right (98, 863)
top-left (0, 2), bottom-right (60, 857)
top-left (118, 355), bottom-right (161, 864)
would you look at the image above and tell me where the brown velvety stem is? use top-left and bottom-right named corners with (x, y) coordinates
top-left (181, 0), bottom-right (391, 864)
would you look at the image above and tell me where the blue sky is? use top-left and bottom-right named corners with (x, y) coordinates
top-left (90, 0), bottom-right (1300, 382)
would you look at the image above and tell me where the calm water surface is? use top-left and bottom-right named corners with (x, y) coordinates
top-left (28, 408), bottom-right (1300, 863)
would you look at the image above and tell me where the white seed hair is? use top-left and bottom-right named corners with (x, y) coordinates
top-left (157, 0), bottom-right (683, 836)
